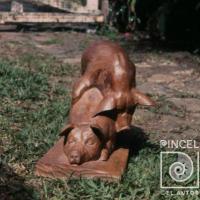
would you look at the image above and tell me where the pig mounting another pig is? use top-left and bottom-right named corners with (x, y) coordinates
top-left (60, 41), bottom-right (155, 165)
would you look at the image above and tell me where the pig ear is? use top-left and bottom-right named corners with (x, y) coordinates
top-left (132, 89), bottom-right (155, 106)
top-left (59, 124), bottom-right (74, 137)
top-left (93, 96), bottom-right (116, 117)
top-left (90, 124), bottom-right (104, 142)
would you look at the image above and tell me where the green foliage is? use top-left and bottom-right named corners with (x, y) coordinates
top-left (136, 0), bottom-right (200, 45)
top-left (110, 0), bottom-right (200, 47)
top-left (97, 25), bottom-right (118, 41)
top-left (109, 0), bottom-right (137, 32)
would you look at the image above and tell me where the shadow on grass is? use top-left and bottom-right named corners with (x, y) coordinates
top-left (116, 125), bottom-right (160, 157)
top-left (0, 163), bottom-right (38, 200)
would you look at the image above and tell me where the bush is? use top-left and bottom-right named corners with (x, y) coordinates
top-left (109, 0), bottom-right (200, 47)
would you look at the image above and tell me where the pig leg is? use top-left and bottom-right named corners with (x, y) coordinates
top-left (131, 88), bottom-right (155, 106)
top-left (99, 148), bottom-right (109, 161)
top-left (115, 112), bottom-right (131, 132)
top-left (99, 140), bottom-right (115, 161)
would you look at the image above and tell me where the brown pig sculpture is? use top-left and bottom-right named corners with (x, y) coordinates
top-left (60, 41), bottom-right (155, 165)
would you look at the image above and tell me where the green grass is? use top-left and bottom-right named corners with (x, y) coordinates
top-left (0, 58), bottom-right (198, 200)
top-left (0, 61), bottom-right (49, 100)
top-left (13, 52), bottom-right (79, 76)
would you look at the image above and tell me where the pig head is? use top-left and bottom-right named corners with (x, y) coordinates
top-left (60, 115), bottom-right (116, 165)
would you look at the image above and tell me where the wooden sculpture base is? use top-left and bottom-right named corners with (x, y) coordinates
top-left (35, 138), bottom-right (129, 182)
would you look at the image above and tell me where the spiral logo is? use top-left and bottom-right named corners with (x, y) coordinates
top-left (160, 140), bottom-right (168, 148)
top-left (160, 151), bottom-right (199, 189)
top-left (169, 152), bottom-right (193, 182)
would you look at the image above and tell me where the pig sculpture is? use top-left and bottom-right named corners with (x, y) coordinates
top-left (60, 41), bottom-right (155, 165)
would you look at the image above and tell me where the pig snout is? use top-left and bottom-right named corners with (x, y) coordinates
top-left (68, 150), bottom-right (81, 165)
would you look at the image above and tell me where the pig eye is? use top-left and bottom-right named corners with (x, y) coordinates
top-left (68, 139), bottom-right (76, 144)
top-left (86, 139), bottom-right (95, 145)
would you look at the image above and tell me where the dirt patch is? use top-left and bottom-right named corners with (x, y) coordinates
top-left (169, 98), bottom-right (200, 113)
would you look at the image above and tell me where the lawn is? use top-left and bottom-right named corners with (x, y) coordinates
top-left (0, 32), bottom-right (200, 200)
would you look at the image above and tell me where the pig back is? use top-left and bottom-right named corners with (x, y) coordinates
top-left (81, 41), bottom-right (131, 74)
top-left (81, 41), bottom-right (136, 93)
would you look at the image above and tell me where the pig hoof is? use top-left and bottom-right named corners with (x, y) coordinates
top-left (99, 157), bottom-right (108, 161)
top-left (99, 150), bottom-right (109, 161)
